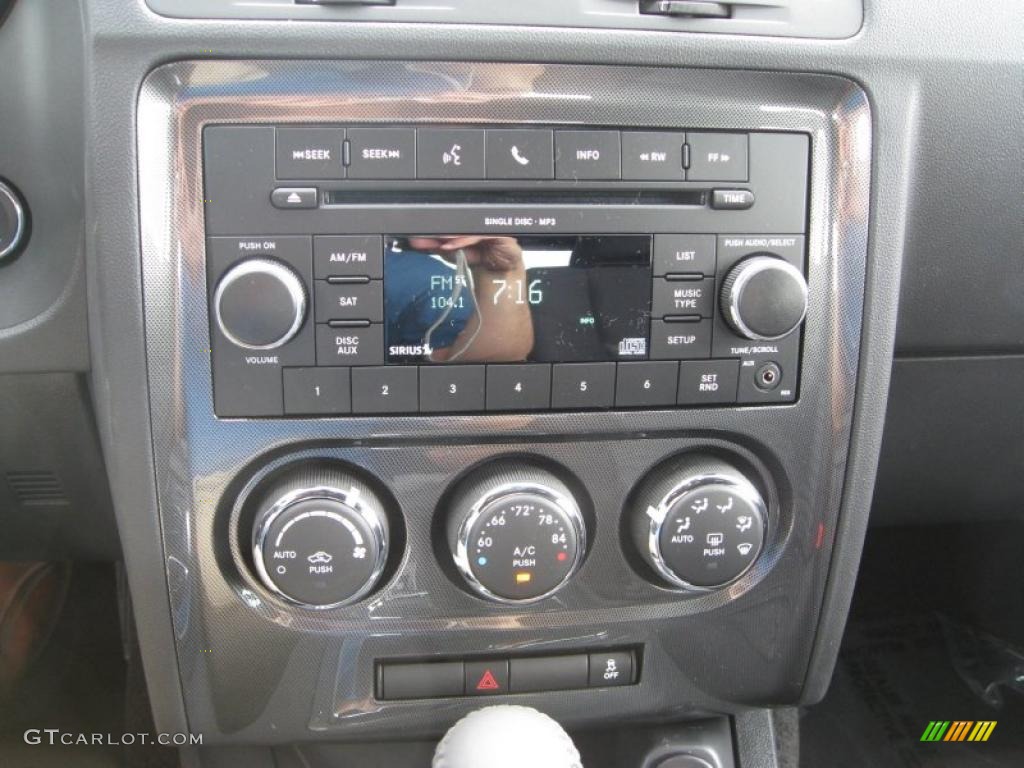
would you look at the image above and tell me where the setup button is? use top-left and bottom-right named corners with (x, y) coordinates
top-left (650, 319), bottom-right (712, 360)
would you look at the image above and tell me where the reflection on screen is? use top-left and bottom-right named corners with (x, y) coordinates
top-left (383, 235), bottom-right (652, 364)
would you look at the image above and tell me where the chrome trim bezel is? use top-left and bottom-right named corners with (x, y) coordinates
top-left (453, 480), bottom-right (586, 605)
top-left (252, 484), bottom-right (389, 610)
top-left (0, 180), bottom-right (27, 261)
top-left (212, 257), bottom-right (307, 350)
top-left (723, 255), bottom-right (809, 341)
top-left (645, 471), bottom-right (767, 592)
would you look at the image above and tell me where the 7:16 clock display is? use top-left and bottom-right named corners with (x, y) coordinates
top-left (383, 234), bottom-right (653, 365)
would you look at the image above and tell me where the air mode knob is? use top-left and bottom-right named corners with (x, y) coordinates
top-left (214, 258), bottom-right (306, 349)
top-left (252, 466), bottom-right (390, 609)
top-left (631, 456), bottom-right (767, 591)
top-left (448, 463), bottom-right (586, 604)
top-left (720, 254), bottom-right (808, 341)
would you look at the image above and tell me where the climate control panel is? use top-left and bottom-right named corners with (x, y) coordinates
top-left (242, 454), bottom-right (769, 611)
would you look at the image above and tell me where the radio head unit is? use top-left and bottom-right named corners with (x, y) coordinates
top-left (203, 124), bottom-right (809, 418)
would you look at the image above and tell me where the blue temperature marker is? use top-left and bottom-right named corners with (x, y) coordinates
top-left (477, 556), bottom-right (488, 566)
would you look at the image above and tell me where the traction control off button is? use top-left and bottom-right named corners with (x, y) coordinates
top-left (588, 650), bottom-right (635, 688)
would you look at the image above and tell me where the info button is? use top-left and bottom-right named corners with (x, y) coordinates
top-left (555, 130), bottom-right (621, 180)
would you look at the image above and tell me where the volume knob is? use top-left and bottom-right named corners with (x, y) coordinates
top-left (214, 258), bottom-right (306, 349)
top-left (720, 254), bottom-right (807, 341)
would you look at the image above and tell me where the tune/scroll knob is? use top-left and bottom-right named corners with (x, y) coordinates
top-left (631, 455), bottom-right (767, 591)
top-left (448, 463), bottom-right (586, 604)
top-left (213, 258), bottom-right (306, 349)
top-left (252, 466), bottom-right (390, 609)
top-left (720, 254), bottom-right (808, 341)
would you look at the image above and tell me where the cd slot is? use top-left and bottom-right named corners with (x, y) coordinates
top-left (323, 189), bottom-right (707, 207)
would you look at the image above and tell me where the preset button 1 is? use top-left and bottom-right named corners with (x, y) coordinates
top-left (283, 367), bottom-right (351, 415)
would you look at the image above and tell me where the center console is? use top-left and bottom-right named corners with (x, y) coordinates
top-left (137, 61), bottom-right (870, 743)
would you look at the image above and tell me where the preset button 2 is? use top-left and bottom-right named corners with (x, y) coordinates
top-left (351, 366), bottom-right (418, 413)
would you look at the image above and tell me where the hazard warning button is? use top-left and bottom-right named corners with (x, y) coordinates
top-left (465, 659), bottom-right (509, 696)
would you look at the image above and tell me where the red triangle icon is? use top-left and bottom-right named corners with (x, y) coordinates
top-left (475, 669), bottom-right (501, 691)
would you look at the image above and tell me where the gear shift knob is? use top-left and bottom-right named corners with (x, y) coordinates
top-left (433, 705), bottom-right (583, 768)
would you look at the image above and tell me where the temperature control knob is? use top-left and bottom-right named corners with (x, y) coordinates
top-left (720, 254), bottom-right (808, 340)
top-left (252, 466), bottom-right (389, 609)
top-left (631, 456), bottom-right (767, 590)
top-left (214, 258), bottom-right (307, 349)
top-left (448, 464), bottom-right (585, 603)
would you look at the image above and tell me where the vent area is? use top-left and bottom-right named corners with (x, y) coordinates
top-left (5, 470), bottom-right (69, 506)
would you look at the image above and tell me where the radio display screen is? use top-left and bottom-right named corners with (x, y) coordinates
top-left (383, 235), bottom-right (652, 365)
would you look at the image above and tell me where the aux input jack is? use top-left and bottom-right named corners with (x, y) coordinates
top-left (754, 362), bottom-right (782, 391)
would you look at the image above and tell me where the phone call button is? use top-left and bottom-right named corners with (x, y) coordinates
top-left (485, 129), bottom-right (554, 180)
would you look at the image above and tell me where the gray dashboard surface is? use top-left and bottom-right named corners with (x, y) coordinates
top-left (77, 0), bottom-right (1021, 736)
top-left (0, 0), bottom-right (90, 372)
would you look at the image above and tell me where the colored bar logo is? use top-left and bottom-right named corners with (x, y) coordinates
top-left (920, 721), bottom-right (997, 742)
